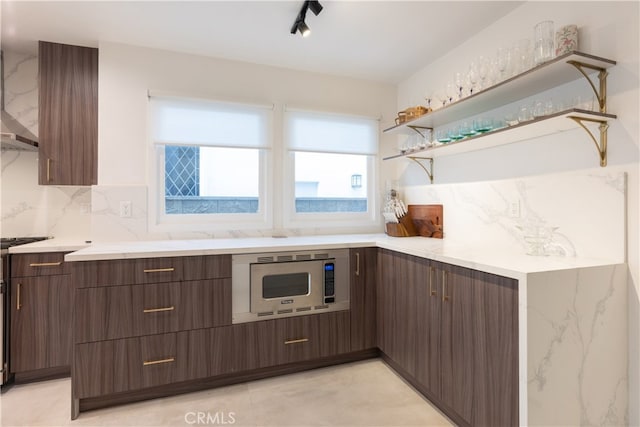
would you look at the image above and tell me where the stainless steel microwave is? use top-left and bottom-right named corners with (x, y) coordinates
top-left (231, 249), bottom-right (350, 323)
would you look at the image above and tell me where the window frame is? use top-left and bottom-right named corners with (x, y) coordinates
top-left (282, 109), bottom-right (380, 230)
top-left (147, 94), bottom-right (274, 233)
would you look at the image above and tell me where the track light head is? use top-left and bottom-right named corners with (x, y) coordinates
top-left (298, 21), bottom-right (311, 37)
top-left (290, 1), bottom-right (322, 37)
top-left (308, 1), bottom-right (323, 16)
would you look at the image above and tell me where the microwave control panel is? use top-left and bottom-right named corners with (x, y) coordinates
top-left (324, 262), bottom-right (335, 304)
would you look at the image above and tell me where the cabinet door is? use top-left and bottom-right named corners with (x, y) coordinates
top-left (376, 249), bottom-right (396, 357)
top-left (439, 263), bottom-right (474, 424)
top-left (472, 270), bottom-right (519, 426)
top-left (10, 275), bottom-right (72, 373)
top-left (10, 277), bottom-right (49, 372)
top-left (394, 252), bottom-right (418, 377)
top-left (48, 274), bottom-right (73, 367)
top-left (350, 248), bottom-right (377, 351)
top-left (416, 259), bottom-right (441, 395)
top-left (38, 41), bottom-right (98, 185)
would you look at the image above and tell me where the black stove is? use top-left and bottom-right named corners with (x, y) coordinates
top-left (0, 237), bottom-right (50, 251)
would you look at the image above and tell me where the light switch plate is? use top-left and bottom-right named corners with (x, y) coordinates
top-left (119, 201), bottom-right (132, 218)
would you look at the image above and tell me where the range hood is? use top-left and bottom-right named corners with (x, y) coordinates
top-left (1, 51), bottom-right (38, 151)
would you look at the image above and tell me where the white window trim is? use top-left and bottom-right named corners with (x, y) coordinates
top-left (147, 94), bottom-right (274, 233)
top-left (281, 151), bottom-right (379, 230)
top-left (282, 108), bottom-right (380, 230)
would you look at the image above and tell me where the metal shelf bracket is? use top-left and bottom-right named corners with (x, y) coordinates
top-left (407, 125), bottom-right (433, 140)
top-left (408, 156), bottom-right (434, 183)
top-left (567, 115), bottom-right (609, 167)
top-left (566, 60), bottom-right (608, 113)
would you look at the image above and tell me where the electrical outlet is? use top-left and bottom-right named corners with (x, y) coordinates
top-left (508, 199), bottom-right (521, 218)
top-left (120, 201), bottom-right (132, 218)
top-left (80, 203), bottom-right (91, 215)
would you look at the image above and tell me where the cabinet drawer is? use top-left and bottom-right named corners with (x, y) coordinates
top-left (75, 279), bottom-right (232, 342)
top-left (73, 255), bottom-right (231, 288)
top-left (11, 252), bottom-right (68, 277)
top-left (275, 311), bottom-right (351, 366)
top-left (74, 333), bottom-right (181, 398)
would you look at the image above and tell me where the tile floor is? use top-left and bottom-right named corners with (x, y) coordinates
top-left (0, 359), bottom-right (453, 427)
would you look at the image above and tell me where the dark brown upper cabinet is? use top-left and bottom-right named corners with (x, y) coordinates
top-left (38, 41), bottom-right (98, 186)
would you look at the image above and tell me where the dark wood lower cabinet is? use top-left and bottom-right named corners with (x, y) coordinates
top-left (10, 274), bottom-right (72, 374)
top-left (73, 311), bottom-right (351, 400)
top-left (377, 249), bottom-right (518, 427)
top-left (350, 248), bottom-right (377, 351)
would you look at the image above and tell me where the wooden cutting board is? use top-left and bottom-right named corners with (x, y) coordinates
top-left (408, 204), bottom-right (443, 238)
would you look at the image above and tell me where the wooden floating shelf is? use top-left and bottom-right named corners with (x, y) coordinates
top-left (383, 109), bottom-right (616, 160)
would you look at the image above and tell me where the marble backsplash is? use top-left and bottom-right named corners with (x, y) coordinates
top-left (89, 167), bottom-right (625, 264)
top-left (401, 167), bottom-right (625, 261)
top-left (0, 150), bottom-right (91, 239)
top-left (2, 50), bottom-right (38, 136)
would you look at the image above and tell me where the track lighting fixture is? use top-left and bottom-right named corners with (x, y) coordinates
top-left (290, 1), bottom-right (323, 37)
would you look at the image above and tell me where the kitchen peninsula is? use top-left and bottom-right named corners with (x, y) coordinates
top-left (12, 233), bottom-right (626, 426)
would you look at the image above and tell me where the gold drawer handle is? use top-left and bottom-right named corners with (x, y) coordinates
top-left (143, 268), bottom-right (175, 273)
top-left (284, 338), bottom-right (309, 345)
top-left (143, 306), bottom-right (175, 314)
top-left (16, 283), bottom-right (22, 310)
top-left (29, 262), bottom-right (62, 267)
top-left (46, 158), bottom-right (51, 182)
top-left (143, 357), bottom-right (175, 366)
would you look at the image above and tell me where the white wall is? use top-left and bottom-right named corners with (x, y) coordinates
top-left (96, 42), bottom-right (396, 239)
top-left (393, 2), bottom-right (639, 424)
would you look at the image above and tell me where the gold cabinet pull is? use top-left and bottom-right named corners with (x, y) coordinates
top-left (355, 252), bottom-right (360, 276)
top-left (143, 268), bottom-right (175, 273)
top-left (46, 158), bottom-right (51, 182)
top-left (29, 262), bottom-right (62, 267)
top-left (442, 271), bottom-right (450, 302)
top-left (143, 306), bottom-right (175, 314)
top-left (143, 357), bottom-right (175, 366)
top-left (16, 283), bottom-right (21, 310)
top-left (429, 266), bottom-right (437, 296)
top-left (284, 338), bottom-right (309, 345)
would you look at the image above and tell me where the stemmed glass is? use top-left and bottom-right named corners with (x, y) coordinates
top-left (424, 92), bottom-right (433, 110)
top-left (467, 62), bottom-right (478, 95)
top-left (477, 56), bottom-right (489, 91)
top-left (446, 82), bottom-right (457, 104)
top-left (435, 90), bottom-right (448, 108)
top-left (454, 72), bottom-right (465, 100)
top-left (497, 47), bottom-right (508, 81)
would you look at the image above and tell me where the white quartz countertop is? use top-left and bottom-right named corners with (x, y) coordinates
top-left (55, 234), bottom-right (623, 280)
top-left (8, 238), bottom-right (91, 254)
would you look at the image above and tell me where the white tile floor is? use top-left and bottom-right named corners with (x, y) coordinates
top-left (1, 359), bottom-right (453, 427)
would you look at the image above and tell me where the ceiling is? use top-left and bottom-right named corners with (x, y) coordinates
top-left (0, 1), bottom-right (523, 84)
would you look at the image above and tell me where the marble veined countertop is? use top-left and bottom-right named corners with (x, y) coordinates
top-left (6, 234), bottom-right (620, 280)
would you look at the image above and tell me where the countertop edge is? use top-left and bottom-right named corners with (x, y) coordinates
top-left (55, 234), bottom-right (624, 280)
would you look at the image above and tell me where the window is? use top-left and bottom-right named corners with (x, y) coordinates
top-left (284, 109), bottom-right (378, 228)
top-left (149, 95), bottom-right (272, 230)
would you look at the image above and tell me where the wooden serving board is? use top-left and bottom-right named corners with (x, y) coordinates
top-left (408, 205), bottom-right (443, 238)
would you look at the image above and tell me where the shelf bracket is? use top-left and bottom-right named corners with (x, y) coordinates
top-left (566, 60), bottom-right (608, 113)
top-left (567, 116), bottom-right (609, 167)
top-left (407, 125), bottom-right (433, 140)
top-left (407, 156), bottom-right (434, 184)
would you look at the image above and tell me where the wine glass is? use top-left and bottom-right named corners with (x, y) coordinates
top-left (497, 47), bottom-right (508, 81)
top-left (446, 81), bottom-right (457, 104)
top-left (435, 89), bottom-right (448, 108)
top-left (454, 72), bottom-right (465, 100)
top-left (467, 62), bottom-right (478, 95)
top-left (477, 56), bottom-right (489, 91)
top-left (424, 92), bottom-right (433, 110)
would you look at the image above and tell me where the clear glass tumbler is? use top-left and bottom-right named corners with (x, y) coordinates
top-left (534, 20), bottom-right (555, 65)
